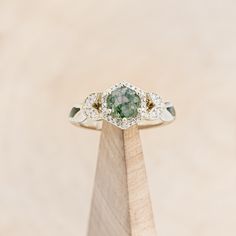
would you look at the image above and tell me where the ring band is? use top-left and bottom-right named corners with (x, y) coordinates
top-left (69, 82), bottom-right (176, 130)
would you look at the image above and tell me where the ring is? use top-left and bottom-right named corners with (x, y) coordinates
top-left (69, 82), bottom-right (176, 130)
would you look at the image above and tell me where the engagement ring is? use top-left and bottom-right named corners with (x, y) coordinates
top-left (69, 82), bottom-right (176, 130)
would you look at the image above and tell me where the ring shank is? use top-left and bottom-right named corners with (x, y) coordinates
top-left (69, 102), bottom-right (175, 130)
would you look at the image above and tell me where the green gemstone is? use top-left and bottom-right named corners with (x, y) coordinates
top-left (107, 86), bottom-right (141, 119)
top-left (167, 106), bottom-right (176, 117)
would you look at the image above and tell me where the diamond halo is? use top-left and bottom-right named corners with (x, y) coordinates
top-left (101, 82), bottom-right (147, 129)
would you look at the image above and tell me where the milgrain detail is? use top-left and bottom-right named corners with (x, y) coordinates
top-left (87, 121), bottom-right (157, 236)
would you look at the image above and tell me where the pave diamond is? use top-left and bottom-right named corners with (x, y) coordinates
top-left (83, 93), bottom-right (101, 120)
top-left (107, 86), bottom-right (141, 119)
top-left (145, 93), bottom-right (164, 120)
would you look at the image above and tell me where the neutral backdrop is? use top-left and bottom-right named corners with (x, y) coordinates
top-left (0, 0), bottom-right (236, 236)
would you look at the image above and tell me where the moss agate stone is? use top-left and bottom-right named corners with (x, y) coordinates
top-left (107, 86), bottom-right (141, 119)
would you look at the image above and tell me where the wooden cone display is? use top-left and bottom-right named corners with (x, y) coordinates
top-left (87, 121), bottom-right (157, 236)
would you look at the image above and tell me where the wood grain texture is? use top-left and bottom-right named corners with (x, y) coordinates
top-left (1, 1), bottom-right (236, 235)
top-left (87, 121), bottom-right (156, 236)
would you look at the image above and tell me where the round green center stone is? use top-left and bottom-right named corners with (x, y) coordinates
top-left (107, 86), bottom-right (141, 119)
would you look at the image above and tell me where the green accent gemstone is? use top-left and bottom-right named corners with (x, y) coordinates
top-left (107, 86), bottom-right (141, 119)
top-left (70, 107), bottom-right (80, 118)
top-left (167, 106), bottom-right (176, 116)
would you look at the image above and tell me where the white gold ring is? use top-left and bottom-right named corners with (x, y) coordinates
top-left (69, 82), bottom-right (176, 130)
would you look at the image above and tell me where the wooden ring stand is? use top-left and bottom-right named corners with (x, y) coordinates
top-left (87, 121), bottom-right (157, 236)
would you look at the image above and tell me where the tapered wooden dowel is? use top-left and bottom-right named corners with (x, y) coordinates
top-left (87, 121), bottom-right (157, 236)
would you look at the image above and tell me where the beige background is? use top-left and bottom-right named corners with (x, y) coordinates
top-left (0, 0), bottom-right (236, 235)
